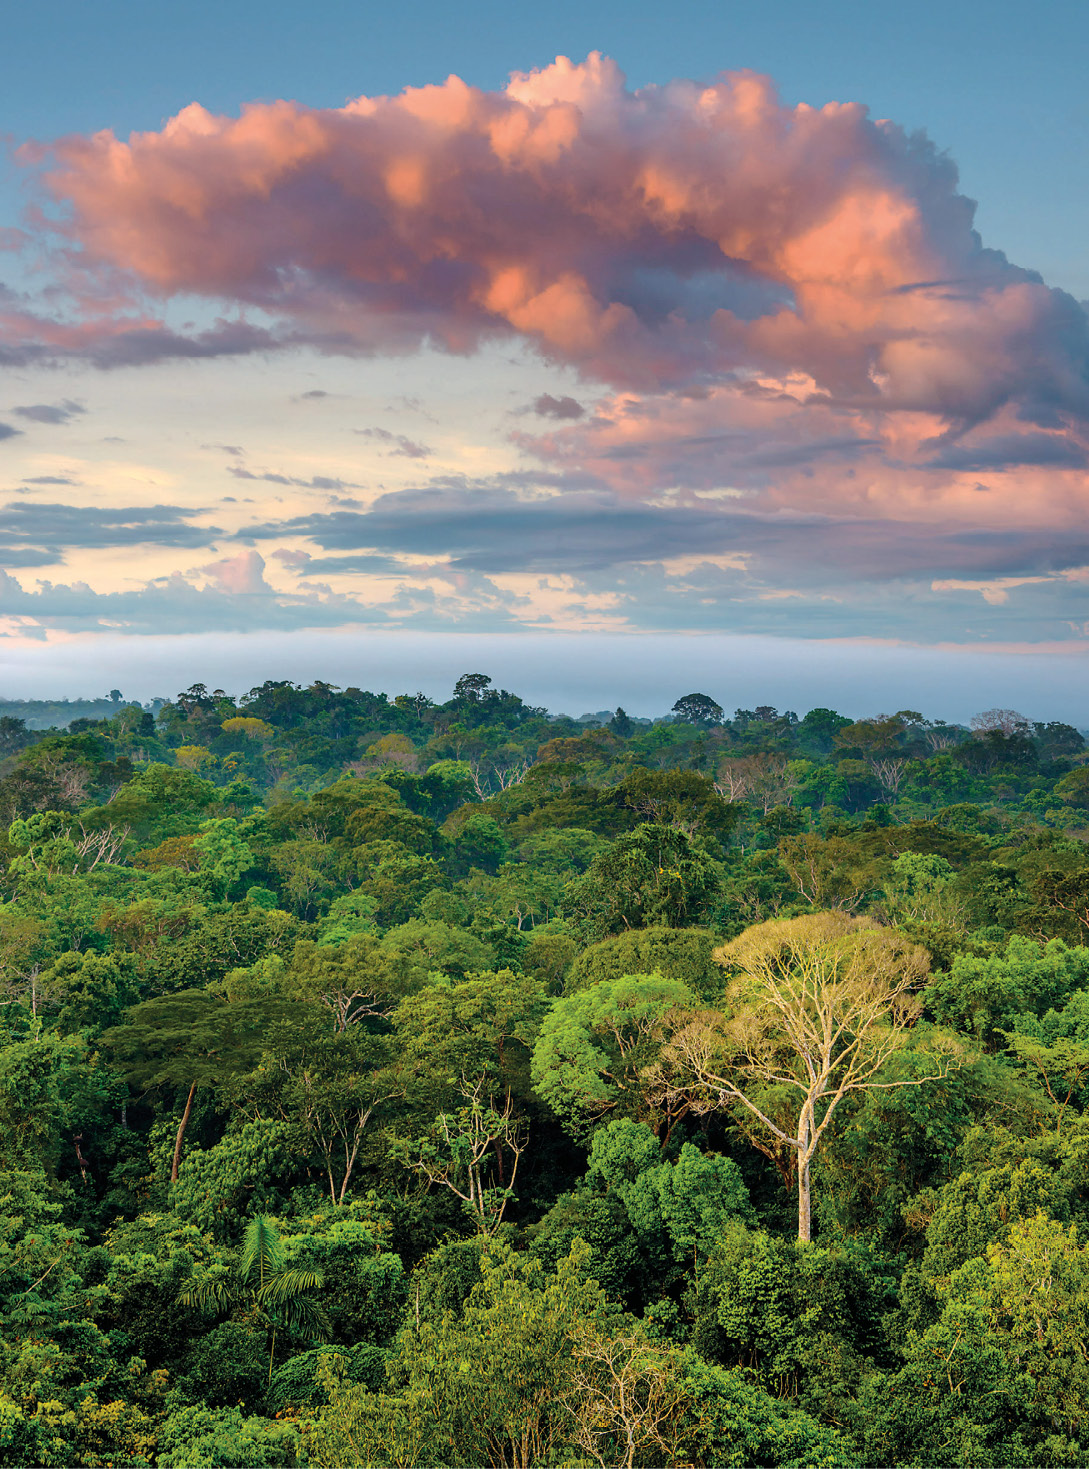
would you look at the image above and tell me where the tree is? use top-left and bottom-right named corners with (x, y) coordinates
top-left (614, 769), bottom-right (737, 844)
top-left (394, 1078), bottom-right (528, 1235)
top-left (561, 1325), bottom-right (693, 1469)
top-left (658, 913), bottom-right (961, 1240)
top-left (181, 1214), bottom-right (330, 1386)
top-left (861, 1212), bottom-right (1089, 1462)
top-left (532, 974), bottom-right (698, 1140)
top-left (971, 708), bottom-right (1032, 737)
top-left (102, 990), bottom-right (274, 1180)
top-left (453, 673), bottom-right (492, 703)
top-left (671, 693), bottom-right (724, 726)
top-left (568, 824), bottom-right (724, 937)
top-left (566, 926), bottom-right (721, 1001)
top-left (306, 1240), bottom-right (615, 1469)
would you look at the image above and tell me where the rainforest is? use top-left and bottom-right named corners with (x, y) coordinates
top-left (2, 677), bottom-right (1089, 1468)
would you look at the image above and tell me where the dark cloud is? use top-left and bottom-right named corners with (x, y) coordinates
top-left (924, 432), bottom-right (1089, 471)
top-left (291, 552), bottom-right (409, 576)
top-left (0, 547), bottom-right (70, 568)
top-left (23, 475), bottom-right (76, 485)
top-left (0, 501), bottom-right (220, 552)
top-left (532, 394), bottom-right (585, 420)
top-left (0, 317), bottom-right (293, 372)
top-left (355, 427), bottom-right (432, 459)
top-left (244, 488), bottom-right (738, 573)
top-left (0, 423), bottom-right (22, 441)
top-left (295, 389), bottom-right (330, 400)
top-left (238, 482), bottom-right (1089, 586)
top-left (12, 399), bottom-right (86, 425)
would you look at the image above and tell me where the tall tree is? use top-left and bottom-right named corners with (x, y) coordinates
top-left (671, 693), bottom-right (724, 726)
top-left (658, 912), bottom-right (962, 1240)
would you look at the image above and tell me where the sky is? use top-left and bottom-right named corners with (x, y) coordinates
top-left (2, 0), bottom-right (1088, 718)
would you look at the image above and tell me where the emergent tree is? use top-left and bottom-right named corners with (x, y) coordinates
top-left (657, 912), bottom-right (962, 1241)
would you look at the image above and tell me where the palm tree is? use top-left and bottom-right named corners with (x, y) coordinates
top-left (180, 1215), bottom-right (330, 1383)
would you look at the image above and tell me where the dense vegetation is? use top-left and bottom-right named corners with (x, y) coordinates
top-left (3, 675), bottom-right (1089, 1467)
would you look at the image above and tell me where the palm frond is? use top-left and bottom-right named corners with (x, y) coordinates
top-left (179, 1277), bottom-right (234, 1314)
top-left (255, 1267), bottom-right (324, 1302)
top-left (279, 1292), bottom-right (332, 1341)
top-left (240, 1214), bottom-right (283, 1288)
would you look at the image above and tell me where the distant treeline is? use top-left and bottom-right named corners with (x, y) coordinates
top-left (0, 693), bottom-right (167, 730)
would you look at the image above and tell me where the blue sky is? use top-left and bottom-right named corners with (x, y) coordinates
top-left (1, 0), bottom-right (1088, 717)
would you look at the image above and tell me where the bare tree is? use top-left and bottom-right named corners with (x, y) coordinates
top-left (469, 757), bottom-right (530, 800)
top-left (923, 726), bottom-right (961, 752)
top-left (397, 1078), bottom-right (527, 1235)
top-left (655, 913), bottom-right (962, 1241)
top-left (12, 820), bottom-right (129, 877)
top-left (870, 756), bottom-right (908, 795)
top-left (714, 754), bottom-right (799, 813)
top-left (562, 1328), bottom-right (692, 1469)
top-left (971, 708), bottom-right (1032, 737)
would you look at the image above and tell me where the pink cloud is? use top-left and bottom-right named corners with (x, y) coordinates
top-left (24, 55), bottom-right (1086, 425)
top-left (197, 549), bottom-right (270, 594)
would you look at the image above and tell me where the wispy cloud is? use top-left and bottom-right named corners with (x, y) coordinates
top-left (355, 427), bottom-right (432, 459)
top-left (228, 466), bottom-right (362, 491)
top-left (12, 399), bottom-right (86, 425)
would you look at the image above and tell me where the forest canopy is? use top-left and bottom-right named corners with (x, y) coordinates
top-left (2, 677), bottom-right (1089, 1466)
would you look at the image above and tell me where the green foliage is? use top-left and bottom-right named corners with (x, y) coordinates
top-left (532, 974), bottom-right (698, 1138)
top-left (566, 923), bottom-right (722, 999)
top-left (157, 1404), bottom-right (300, 1467)
top-left (171, 1117), bottom-right (296, 1235)
top-left (568, 823), bottom-right (725, 936)
top-left (862, 1213), bottom-right (1089, 1464)
top-left (928, 935), bottom-right (1089, 1044)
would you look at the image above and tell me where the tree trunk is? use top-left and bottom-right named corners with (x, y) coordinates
top-left (797, 1110), bottom-right (812, 1242)
top-left (171, 1081), bottom-right (198, 1182)
top-left (797, 1155), bottom-right (812, 1242)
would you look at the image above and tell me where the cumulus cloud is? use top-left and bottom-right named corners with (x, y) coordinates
top-left (20, 54), bottom-right (1085, 427)
top-left (196, 549), bottom-right (271, 594)
top-left (5, 54), bottom-right (1089, 643)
